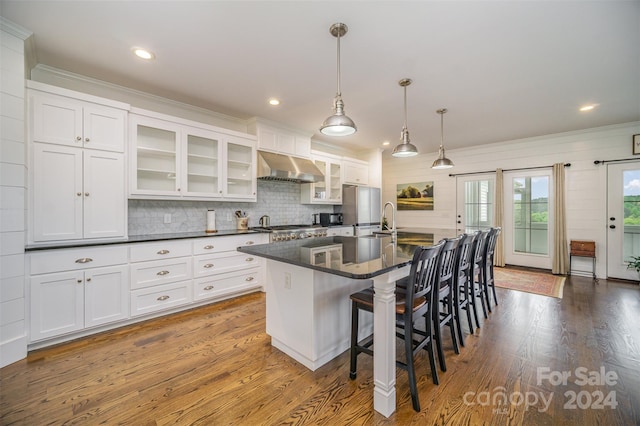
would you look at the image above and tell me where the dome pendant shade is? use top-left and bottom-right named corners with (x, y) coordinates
top-left (320, 23), bottom-right (356, 137)
top-left (392, 78), bottom-right (418, 158)
top-left (431, 108), bottom-right (454, 169)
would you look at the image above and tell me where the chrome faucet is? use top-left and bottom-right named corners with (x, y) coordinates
top-left (382, 201), bottom-right (397, 242)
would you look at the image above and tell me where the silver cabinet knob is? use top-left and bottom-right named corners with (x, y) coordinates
top-left (76, 136), bottom-right (82, 141)
top-left (85, 192), bottom-right (89, 197)
top-left (204, 245), bottom-right (214, 250)
top-left (85, 137), bottom-right (90, 142)
top-left (77, 192), bottom-right (82, 196)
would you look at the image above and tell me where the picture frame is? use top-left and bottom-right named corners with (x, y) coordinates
top-left (634, 134), bottom-right (640, 155)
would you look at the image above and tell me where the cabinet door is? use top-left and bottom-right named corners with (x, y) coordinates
top-left (223, 136), bottom-right (256, 200)
top-left (83, 104), bottom-right (126, 152)
top-left (328, 160), bottom-right (342, 202)
top-left (343, 160), bottom-right (369, 185)
top-left (30, 270), bottom-right (84, 341)
top-left (31, 92), bottom-right (83, 147)
top-left (32, 143), bottom-right (83, 241)
top-left (312, 159), bottom-right (328, 202)
top-left (83, 150), bottom-right (126, 239)
top-left (130, 115), bottom-right (181, 196)
top-left (183, 127), bottom-right (223, 197)
top-left (84, 265), bottom-right (129, 328)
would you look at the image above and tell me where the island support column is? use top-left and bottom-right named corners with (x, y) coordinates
top-left (371, 264), bottom-right (409, 417)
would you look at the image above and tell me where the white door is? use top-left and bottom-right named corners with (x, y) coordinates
top-left (84, 265), bottom-right (129, 328)
top-left (503, 170), bottom-right (553, 269)
top-left (606, 162), bottom-right (640, 279)
top-left (30, 270), bottom-right (84, 341)
top-left (83, 150), bottom-right (126, 239)
top-left (32, 143), bottom-right (83, 241)
top-left (455, 175), bottom-right (495, 234)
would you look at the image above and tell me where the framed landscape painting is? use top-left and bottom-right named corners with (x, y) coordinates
top-left (397, 182), bottom-right (434, 210)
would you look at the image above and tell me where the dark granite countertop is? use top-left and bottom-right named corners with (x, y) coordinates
top-left (237, 228), bottom-right (457, 280)
top-left (25, 229), bottom-right (266, 252)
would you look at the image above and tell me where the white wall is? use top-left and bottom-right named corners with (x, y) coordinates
top-left (382, 121), bottom-right (640, 278)
top-left (0, 18), bottom-right (30, 367)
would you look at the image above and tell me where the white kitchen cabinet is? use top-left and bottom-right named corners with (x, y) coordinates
top-left (29, 246), bottom-right (129, 342)
top-left (31, 142), bottom-right (125, 242)
top-left (130, 112), bottom-right (257, 201)
top-left (30, 88), bottom-right (126, 153)
top-left (247, 118), bottom-right (311, 158)
top-left (342, 158), bottom-right (369, 186)
top-left (301, 153), bottom-right (342, 205)
top-left (327, 226), bottom-right (354, 237)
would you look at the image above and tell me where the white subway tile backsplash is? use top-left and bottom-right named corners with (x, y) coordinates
top-left (128, 180), bottom-right (333, 236)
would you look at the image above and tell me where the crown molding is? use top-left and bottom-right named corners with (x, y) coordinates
top-left (0, 17), bottom-right (32, 40)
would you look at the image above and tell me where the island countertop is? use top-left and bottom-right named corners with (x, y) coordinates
top-left (237, 228), bottom-right (457, 279)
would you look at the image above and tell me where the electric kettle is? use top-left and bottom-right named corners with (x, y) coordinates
top-left (259, 215), bottom-right (270, 228)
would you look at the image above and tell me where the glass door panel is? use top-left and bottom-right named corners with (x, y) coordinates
top-left (186, 133), bottom-right (220, 195)
top-left (329, 162), bottom-right (342, 202)
top-left (225, 140), bottom-right (255, 198)
top-left (313, 159), bottom-right (327, 201)
top-left (135, 124), bottom-right (178, 192)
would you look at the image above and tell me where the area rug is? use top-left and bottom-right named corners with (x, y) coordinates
top-left (493, 267), bottom-right (565, 299)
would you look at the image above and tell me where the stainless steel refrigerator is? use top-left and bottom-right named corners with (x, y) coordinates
top-left (341, 185), bottom-right (381, 236)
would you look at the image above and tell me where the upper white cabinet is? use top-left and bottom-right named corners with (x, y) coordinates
top-left (342, 158), bottom-right (369, 186)
top-left (301, 153), bottom-right (342, 204)
top-left (28, 83), bottom-right (129, 244)
top-left (247, 118), bottom-right (311, 159)
top-left (129, 110), bottom-right (257, 201)
top-left (30, 86), bottom-right (126, 153)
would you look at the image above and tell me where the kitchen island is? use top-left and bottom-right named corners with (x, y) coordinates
top-left (237, 228), bottom-right (456, 417)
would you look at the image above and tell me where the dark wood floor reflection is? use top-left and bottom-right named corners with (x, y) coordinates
top-left (1, 274), bottom-right (639, 425)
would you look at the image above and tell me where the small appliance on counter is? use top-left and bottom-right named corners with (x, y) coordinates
top-left (319, 213), bottom-right (343, 226)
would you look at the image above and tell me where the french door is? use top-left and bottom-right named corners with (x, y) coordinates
top-left (503, 170), bottom-right (552, 269)
top-left (606, 162), bottom-right (640, 280)
top-left (455, 176), bottom-right (495, 234)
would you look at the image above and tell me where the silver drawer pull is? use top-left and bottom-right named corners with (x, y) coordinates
top-left (75, 257), bottom-right (93, 264)
top-left (157, 295), bottom-right (170, 301)
top-left (245, 276), bottom-right (254, 281)
top-left (204, 285), bottom-right (214, 291)
top-left (157, 270), bottom-right (170, 276)
top-left (245, 257), bottom-right (254, 262)
top-left (204, 245), bottom-right (214, 250)
top-left (204, 263), bottom-right (214, 268)
top-left (245, 241), bottom-right (254, 245)
top-left (157, 249), bottom-right (170, 255)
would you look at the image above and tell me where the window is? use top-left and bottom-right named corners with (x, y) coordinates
top-left (513, 176), bottom-right (549, 255)
top-left (464, 179), bottom-right (494, 232)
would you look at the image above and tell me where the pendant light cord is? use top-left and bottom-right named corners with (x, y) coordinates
top-left (440, 111), bottom-right (444, 148)
top-left (336, 31), bottom-right (341, 97)
top-left (403, 85), bottom-right (408, 131)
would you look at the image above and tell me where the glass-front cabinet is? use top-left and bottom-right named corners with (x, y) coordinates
top-left (224, 136), bottom-right (256, 199)
top-left (301, 153), bottom-right (342, 204)
top-left (129, 113), bottom-right (256, 201)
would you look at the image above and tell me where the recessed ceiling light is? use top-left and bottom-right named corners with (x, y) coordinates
top-left (269, 98), bottom-right (280, 106)
top-left (132, 47), bottom-right (155, 60)
top-left (579, 104), bottom-right (597, 112)
top-left (382, 141), bottom-right (390, 146)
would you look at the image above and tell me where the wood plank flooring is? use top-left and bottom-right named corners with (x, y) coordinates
top-left (1, 273), bottom-right (639, 425)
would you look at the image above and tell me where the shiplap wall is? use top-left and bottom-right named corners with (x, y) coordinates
top-left (0, 18), bottom-right (30, 367)
top-left (382, 121), bottom-right (640, 278)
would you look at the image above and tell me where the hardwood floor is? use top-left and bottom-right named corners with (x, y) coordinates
top-left (1, 274), bottom-right (639, 425)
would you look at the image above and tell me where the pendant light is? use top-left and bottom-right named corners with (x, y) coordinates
top-left (320, 23), bottom-right (357, 137)
top-left (431, 108), bottom-right (454, 169)
top-left (392, 78), bottom-right (418, 157)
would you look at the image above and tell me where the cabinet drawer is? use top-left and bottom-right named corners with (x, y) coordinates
top-left (193, 252), bottom-right (259, 278)
top-left (29, 245), bottom-right (128, 275)
top-left (192, 234), bottom-right (267, 255)
top-left (130, 280), bottom-right (192, 317)
top-left (194, 270), bottom-right (260, 301)
top-left (130, 240), bottom-right (192, 262)
top-left (130, 257), bottom-right (192, 289)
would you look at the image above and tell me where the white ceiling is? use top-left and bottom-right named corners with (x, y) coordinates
top-left (2, 1), bottom-right (639, 155)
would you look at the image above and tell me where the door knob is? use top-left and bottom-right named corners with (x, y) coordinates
top-left (609, 225), bottom-right (616, 229)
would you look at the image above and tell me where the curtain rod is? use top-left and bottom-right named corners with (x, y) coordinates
top-left (594, 158), bottom-right (640, 165)
top-left (448, 163), bottom-right (571, 177)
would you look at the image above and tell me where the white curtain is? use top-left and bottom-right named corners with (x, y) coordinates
top-left (494, 168), bottom-right (505, 267)
top-left (553, 163), bottom-right (569, 274)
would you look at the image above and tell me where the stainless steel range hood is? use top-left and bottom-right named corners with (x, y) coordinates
top-left (257, 151), bottom-right (324, 183)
